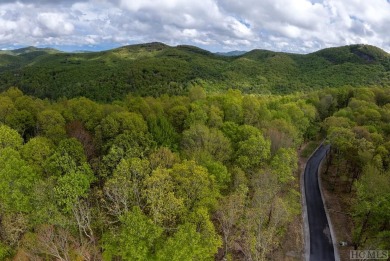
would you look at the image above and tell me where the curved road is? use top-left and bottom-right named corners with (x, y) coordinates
top-left (304, 144), bottom-right (336, 261)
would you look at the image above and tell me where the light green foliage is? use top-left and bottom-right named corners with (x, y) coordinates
top-left (37, 109), bottom-right (66, 142)
top-left (0, 124), bottom-right (23, 149)
top-left (144, 168), bottom-right (184, 226)
top-left (21, 137), bottom-right (54, 173)
top-left (108, 131), bottom-right (155, 158)
top-left (44, 138), bottom-right (87, 177)
top-left (58, 138), bottom-right (87, 164)
top-left (323, 87), bottom-right (390, 250)
top-left (203, 159), bottom-right (230, 189)
top-left (103, 207), bottom-right (163, 261)
top-left (103, 158), bottom-right (151, 216)
top-left (236, 133), bottom-right (271, 170)
top-left (222, 89), bottom-right (243, 123)
top-left (327, 127), bottom-right (356, 153)
top-left (0, 242), bottom-right (11, 260)
top-left (181, 124), bottom-right (232, 162)
top-left (189, 85), bottom-right (206, 101)
top-left (63, 97), bottom-right (103, 130)
top-left (54, 163), bottom-right (94, 213)
top-left (353, 165), bottom-right (390, 249)
top-left (322, 116), bottom-right (353, 132)
top-left (0, 148), bottom-right (37, 213)
top-left (185, 101), bottom-right (209, 127)
top-left (157, 222), bottom-right (219, 261)
top-left (207, 105), bottom-right (224, 128)
top-left (271, 148), bottom-right (298, 183)
top-left (5, 109), bottom-right (35, 136)
top-left (0, 84), bottom-right (358, 259)
top-left (0, 96), bottom-right (16, 122)
top-left (170, 161), bottom-right (217, 210)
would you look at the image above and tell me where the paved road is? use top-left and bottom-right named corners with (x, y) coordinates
top-left (304, 144), bottom-right (335, 261)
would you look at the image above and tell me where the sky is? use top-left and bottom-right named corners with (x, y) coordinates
top-left (0, 0), bottom-right (389, 53)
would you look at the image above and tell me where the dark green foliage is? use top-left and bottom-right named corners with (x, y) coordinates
top-left (0, 55), bottom-right (389, 259)
top-left (0, 43), bottom-right (388, 101)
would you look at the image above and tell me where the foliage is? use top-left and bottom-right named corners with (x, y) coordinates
top-left (0, 43), bottom-right (388, 101)
top-left (1, 81), bottom-right (389, 259)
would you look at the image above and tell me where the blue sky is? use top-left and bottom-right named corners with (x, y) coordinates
top-left (0, 0), bottom-right (389, 53)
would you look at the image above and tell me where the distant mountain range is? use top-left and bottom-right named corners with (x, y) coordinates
top-left (0, 42), bottom-right (388, 101)
top-left (0, 46), bottom-right (61, 56)
top-left (215, 50), bottom-right (247, 56)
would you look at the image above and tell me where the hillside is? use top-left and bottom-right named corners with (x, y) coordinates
top-left (0, 43), bottom-right (388, 101)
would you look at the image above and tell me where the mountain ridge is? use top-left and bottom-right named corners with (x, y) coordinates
top-left (0, 42), bottom-right (388, 101)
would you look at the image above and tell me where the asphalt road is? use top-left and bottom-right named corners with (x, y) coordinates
top-left (304, 144), bottom-right (335, 261)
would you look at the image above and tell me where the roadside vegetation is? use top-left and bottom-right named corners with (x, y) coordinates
top-left (0, 43), bottom-right (389, 260)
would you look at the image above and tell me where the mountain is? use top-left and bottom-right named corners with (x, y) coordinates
top-left (0, 42), bottom-right (388, 101)
top-left (0, 46), bottom-right (60, 56)
top-left (215, 50), bottom-right (247, 56)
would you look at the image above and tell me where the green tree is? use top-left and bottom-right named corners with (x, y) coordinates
top-left (181, 124), bottom-right (231, 162)
top-left (0, 124), bottom-right (23, 149)
top-left (54, 164), bottom-right (94, 213)
top-left (170, 161), bottom-right (217, 210)
top-left (21, 136), bottom-right (54, 174)
top-left (0, 148), bottom-right (37, 213)
top-left (102, 207), bottom-right (163, 261)
top-left (271, 148), bottom-right (298, 183)
top-left (5, 109), bottom-right (35, 137)
top-left (144, 168), bottom-right (184, 226)
top-left (103, 158), bottom-right (151, 217)
top-left (236, 134), bottom-right (271, 171)
top-left (36, 109), bottom-right (66, 143)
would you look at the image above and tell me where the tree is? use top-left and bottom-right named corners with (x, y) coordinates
top-left (54, 164), bottom-right (94, 213)
top-left (215, 185), bottom-right (248, 258)
top-left (353, 165), bottom-right (390, 249)
top-left (222, 89), bottom-right (243, 124)
top-left (5, 109), bottom-right (35, 137)
top-left (236, 134), bottom-right (271, 171)
top-left (103, 158), bottom-right (151, 218)
top-left (167, 105), bottom-right (189, 132)
top-left (21, 136), bottom-right (54, 174)
top-left (170, 161), bottom-right (217, 211)
top-left (181, 124), bottom-right (232, 162)
top-left (0, 148), bottom-right (37, 213)
top-left (271, 148), bottom-right (298, 183)
top-left (62, 97), bottom-right (103, 131)
top-left (0, 96), bottom-right (15, 123)
top-left (147, 114), bottom-right (178, 149)
top-left (102, 207), bottom-right (163, 261)
top-left (0, 124), bottom-right (23, 150)
top-left (143, 168), bottom-right (184, 226)
top-left (36, 109), bottom-right (66, 143)
top-left (156, 221), bottom-right (220, 261)
top-left (149, 147), bottom-right (180, 170)
top-left (23, 225), bottom-right (76, 261)
top-left (188, 85), bottom-right (206, 101)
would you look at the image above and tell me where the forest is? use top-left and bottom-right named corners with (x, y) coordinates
top-left (0, 84), bottom-right (389, 260)
top-left (0, 43), bottom-right (389, 101)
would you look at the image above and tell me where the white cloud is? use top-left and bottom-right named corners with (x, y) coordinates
top-left (0, 0), bottom-right (388, 53)
top-left (37, 13), bottom-right (74, 34)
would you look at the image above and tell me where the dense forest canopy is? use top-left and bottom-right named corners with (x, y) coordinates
top-left (0, 43), bottom-right (389, 260)
top-left (0, 83), bottom-right (390, 260)
top-left (0, 43), bottom-right (389, 101)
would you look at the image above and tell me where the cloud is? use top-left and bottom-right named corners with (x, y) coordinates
top-left (0, 0), bottom-right (388, 53)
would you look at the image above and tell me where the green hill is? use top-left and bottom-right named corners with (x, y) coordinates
top-left (0, 43), bottom-right (388, 101)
